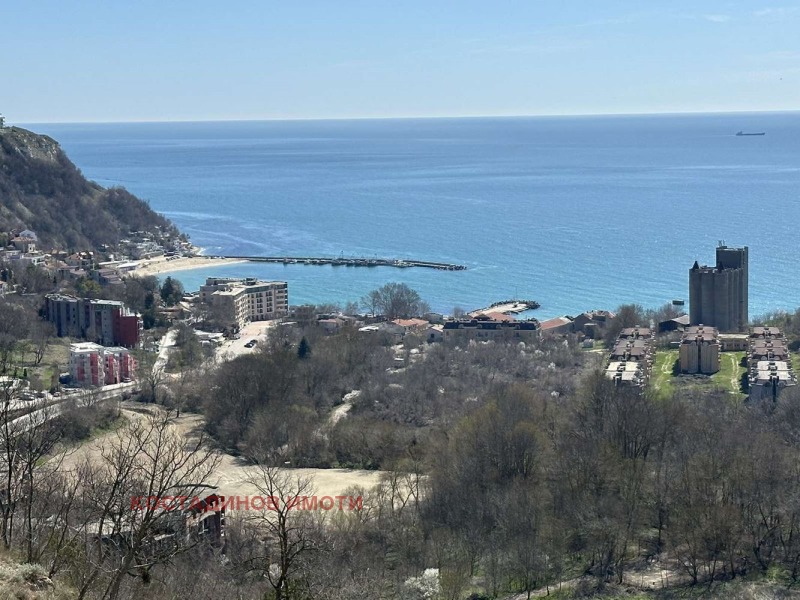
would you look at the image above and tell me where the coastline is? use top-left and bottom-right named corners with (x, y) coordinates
top-left (131, 256), bottom-right (248, 277)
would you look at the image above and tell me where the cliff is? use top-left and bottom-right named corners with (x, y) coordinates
top-left (0, 125), bottom-right (180, 251)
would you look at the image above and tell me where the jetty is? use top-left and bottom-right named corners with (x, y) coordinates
top-left (469, 299), bottom-right (540, 317)
top-left (213, 255), bottom-right (467, 271)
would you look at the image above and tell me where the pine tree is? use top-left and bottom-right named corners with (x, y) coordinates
top-left (297, 337), bottom-right (311, 360)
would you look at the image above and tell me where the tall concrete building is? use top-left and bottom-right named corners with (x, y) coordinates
top-left (679, 325), bottom-right (720, 374)
top-left (45, 295), bottom-right (142, 348)
top-left (689, 244), bottom-right (748, 332)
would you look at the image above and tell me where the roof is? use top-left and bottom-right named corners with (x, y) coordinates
top-left (539, 316), bottom-right (573, 330)
top-left (70, 342), bottom-right (105, 352)
top-left (480, 311), bottom-right (516, 322)
top-left (392, 318), bottom-right (429, 329)
top-left (619, 327), bottom-right (652, 339)
top-left (750, 326), bottom-right (784, 338)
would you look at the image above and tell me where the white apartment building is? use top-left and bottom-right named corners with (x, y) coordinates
top-left (200, 277), bottom-right (288, 329)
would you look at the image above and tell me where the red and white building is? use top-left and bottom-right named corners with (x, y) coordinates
top-left (69, 342), bottom-right (137, 387)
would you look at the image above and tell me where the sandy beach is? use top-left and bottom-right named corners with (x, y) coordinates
top-left (130, 256), bottom-right (248, 277)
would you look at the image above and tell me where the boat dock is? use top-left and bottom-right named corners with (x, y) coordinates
top-left (214, 255), bottom-right (467, 271)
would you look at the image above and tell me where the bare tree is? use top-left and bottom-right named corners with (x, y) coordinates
top-left (0, 375), bottom-right (65, 550)
top-left (361, 282), bottom-right (427, 320)
top-left (31, 320), bottom-right (55, 366)
top-left (242, 465), bottom-right (321, 600)
top-left (134, 333), bottom-right (167, 403)
top-left (73, 410), bottom-right (220, 600)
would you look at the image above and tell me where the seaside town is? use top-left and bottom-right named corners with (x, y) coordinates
top-left (4, 220), bottom-right (785, 401)
top-left (1, 174), bottom-right (800, 595)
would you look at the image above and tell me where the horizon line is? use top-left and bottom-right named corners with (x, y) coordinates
top-left (17, 107), bottom-right (800, 126)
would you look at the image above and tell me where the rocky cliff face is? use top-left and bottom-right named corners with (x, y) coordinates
top-left (0, 125), bottom-right (180, 251)
top-left (0, 126), bottom-right (62, 164)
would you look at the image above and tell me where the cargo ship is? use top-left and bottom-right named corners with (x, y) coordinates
top-left (736, 131), bottom-right (765, 136)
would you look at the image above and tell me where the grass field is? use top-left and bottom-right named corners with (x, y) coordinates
top-left (711, 351), bottom-right (747, 399)
top-left (651, 350), bottom-right (678, 398)
top-left (8, 337), bottom-right (72, 391)
top-left (650, 349), bottom-right (746, 400)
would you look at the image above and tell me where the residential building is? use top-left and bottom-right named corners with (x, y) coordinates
top-left (66, 251), bottom-right (95, 270)
top-left (46, 294), bottom-right (80, 338)
top-left (358, 322), bottom-right (406, 340)
top-left (318, 318), bottom-right (345, 334)
top-left (69, 342), bottom-right (136, 387)
top-left (605, 327), bottom-right (654, 387)
top-left (95, 268), bottom-right (124, 286)
top-left (45, 295), bottom-right (142, 348)
top-left (10, 236), bottom-right (36, 253)
top-left (748, 326), bottom-right (796, 401)
top-left (200, 277), bottom-right (288, 329)
top-left (572, 310), bottom-right (614, 338)
top-left (679, 325), bottom-right (720, 374)
top-left (689, 244), bottom-right (749, 332)
top-left (103, 346), bottom-right (136, 383)
top-left (392, 318), bottom-right (429, 333)
top-left (425, 325), bottom-right (444, 343)
top-left (539, 316), bottom-right (574, 335)
top-left (718, 333), bottom-right (749, 351)
top-left (442, 317), bottom-right (539, 342)
top-left (17, 253), bottom-right (47, 267)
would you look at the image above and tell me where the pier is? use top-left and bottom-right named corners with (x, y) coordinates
top-left (213, 255), bottom-right (467, 271)
top-left (469, 299), bottom-right (540, 316)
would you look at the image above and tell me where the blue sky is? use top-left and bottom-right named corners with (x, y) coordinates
top-left (2, 1), bottom-right (798, 122)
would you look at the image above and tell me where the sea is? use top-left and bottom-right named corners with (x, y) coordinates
top-left (29, 112), bottom-right (800, 320)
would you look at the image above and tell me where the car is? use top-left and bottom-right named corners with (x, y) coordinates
top-left (244, 339), bottom-right (258, 348)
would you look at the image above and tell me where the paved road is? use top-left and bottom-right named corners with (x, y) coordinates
top-left (154, 329), bottom-right (178, 375)
top-left (10, 382), bottom-right (137, 433)
top-left (4, 329), bottom-right (173, 435)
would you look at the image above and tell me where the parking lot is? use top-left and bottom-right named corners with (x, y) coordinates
top-left (216, 320), bottom-right (277, 361)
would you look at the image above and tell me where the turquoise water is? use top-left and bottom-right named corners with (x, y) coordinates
top-left (31, 113), bottom-right (800, 318)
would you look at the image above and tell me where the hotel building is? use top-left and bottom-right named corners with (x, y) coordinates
top-left (200, 277), bottom-right (288, 329)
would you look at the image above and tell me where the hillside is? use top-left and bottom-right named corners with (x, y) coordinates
top-left (0, 125), bottom-right (180, 251)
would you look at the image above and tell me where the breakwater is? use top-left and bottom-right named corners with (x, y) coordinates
top-left (215, 255), bottom-right (467, 271)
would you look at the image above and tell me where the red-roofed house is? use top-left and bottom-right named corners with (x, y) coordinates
top-left (392, 318), bottom-right (429, 332)
top-left (539, 316), bottom-right (574, 335)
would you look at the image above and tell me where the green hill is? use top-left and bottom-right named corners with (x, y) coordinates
top-left (0, 125), bottom-right (180, 251)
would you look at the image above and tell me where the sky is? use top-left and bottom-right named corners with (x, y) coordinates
top-left (1, 1), bottom-right (799, 122)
